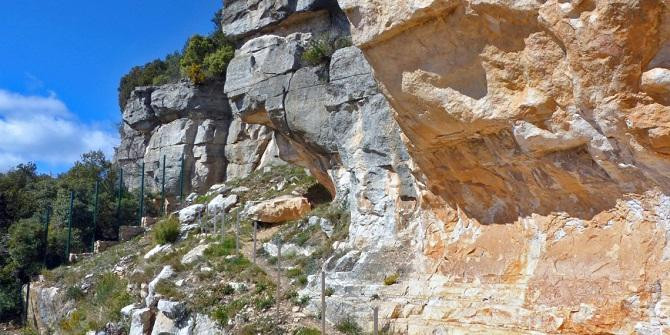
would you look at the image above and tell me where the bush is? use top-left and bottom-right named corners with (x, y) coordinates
top-left (65, 286), bottom-right (85, 301)
top-left (184, 64), bottom-right (206, 85)
top-left (117, 54), bottom-right (181, 109)
top-left (211, 299), bottom-right (246, 325)
top-left (302, 34), bottom-right (352, 66)
top-left (335, 316), bottom-right (363, 335)
top-left (294, 327), bottom-right (321, 335)
top-left (153, 217), bottom-right (180, 245)
top-left (325, 287), bottom-right (335, 297)
top-left (383, 273), bottom-right (399, 286)
top-left (203, 45), bottom-right (235, 78)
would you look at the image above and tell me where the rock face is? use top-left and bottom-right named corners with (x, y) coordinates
top-left (115, 80), bottom-right (284, 198)
top-left (327, 0), bottom-right (670, 333)
top-left (220, 0), bottom-right (670, 333)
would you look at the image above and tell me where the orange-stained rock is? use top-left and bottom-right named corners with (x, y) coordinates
top-left (245, 195), bottom-right (311, 223)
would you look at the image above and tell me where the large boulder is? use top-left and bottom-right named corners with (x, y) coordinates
top-left (245, 195), bottom-right (311, 223)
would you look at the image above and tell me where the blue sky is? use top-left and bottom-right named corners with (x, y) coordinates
top-left (0, 1), bottom-right (221, 174)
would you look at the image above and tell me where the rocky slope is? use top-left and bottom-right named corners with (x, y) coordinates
top-left (109, 0), bottom-right (670, 333)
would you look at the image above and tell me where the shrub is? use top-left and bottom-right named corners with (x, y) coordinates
top-left (335, 316), bottom-right (363, 335)
top-left (294, 327), bottom-right (321, 335)
top-left (153, 217), bottom-right (180, 245)
top-left (286, 268), bottom-right (302, 278)
top-left (221, 283), bottom-right (235, 295)
top-left (254, 295), bottom-right (275, 310)
top-left (302, 34), bottom-right (352, 66)
top-left (383, 273), bottom-right (399, 286)
top-left (65, 286), bottom-right (85, 301)
top-left (203, 45), bottom-right (235, 78)
top-left (154, 279), bottom-right (185, 300)
top-left (185, 64), bottom-right (206, 85)
top-left (211, 299), bottom-right (246, 326)
top-left (325, 287), bottom-right (335, 297)
top-left (181, 35), bottom-right (216, 69)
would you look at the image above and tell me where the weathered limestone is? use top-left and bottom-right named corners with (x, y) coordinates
top-left (245, 195), bottom-right (311, 223)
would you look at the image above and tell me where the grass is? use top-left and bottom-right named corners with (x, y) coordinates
top-left (194, 193), bottom-right (215, 204)
top-left (302, 34), bottom-right (352, 66)
top-left (384, 274), bottom-right (399, 286)
top-left (211, 298), bottom-right (246, 326)
top-left (294, 327), bottom-right (321, 335)
top-left (335, 316), bottom-right (364, 335)
top-left (154, 279), bottom-right (186, 300)
top-left (254, 295), bottom-right (275, 310)
top-left (59, 273), bottom-right (134, 334)
top-left (153, 216), bottom-right (180, 245)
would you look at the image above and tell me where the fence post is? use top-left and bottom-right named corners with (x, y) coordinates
top-left (43, 207), bottom-right (51, 266)
top-left (179, 154), bottom-right (185, 205)
top-left (92, 180), bottom-right (99, 252)
top-left (65, 191), bottom-right (74, 261)
top-left (253, 221), bottom-right (257, 264)
top-left (24, 281), bottom-right (30, 326)
top-left (138, 162), bottom-right (145, 226)
top-left (321, 271), bottom-right (326, 334)
top-left (117, 169), bottom-right (123, 231)
top-left (276, 243), bottom-right (281, 323)
top-left (161, 155), bottom-right (166, 216)
top-left (373, 306), bottom-right (379, 335)
top-left (235, 210), bottom-right (240, 257)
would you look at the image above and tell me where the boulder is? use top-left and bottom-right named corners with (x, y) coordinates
top-left (157, 300), bottom-right (186, 320)
top-left (144, 244), bottom-right (174, 260)
top-left (207, 194), bottom-right (238, 215)
top-left (129, 308), bottom-right (152, 335)
top-left (308, 216), bottom-right (334, 238)
top-left (178, 204), bottom-right (206, 224)
top-left (245, 195), bottom-right (311, 223)
top-left (150, 311), bottom-right (176, 335)
top-left (181, 244), bottom-right (210, 265)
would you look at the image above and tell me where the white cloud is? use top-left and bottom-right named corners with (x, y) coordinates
top-left (0, 89), bottom-right (119, 172)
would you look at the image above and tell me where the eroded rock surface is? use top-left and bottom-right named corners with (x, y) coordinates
top-left (329, 0), bottom-right (670, 333)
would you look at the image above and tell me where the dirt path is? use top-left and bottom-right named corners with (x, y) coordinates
top-left (240, 225), bottom-right (343, 334)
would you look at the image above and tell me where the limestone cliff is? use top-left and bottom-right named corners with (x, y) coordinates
top-left (110, 0), bottom-right (670, 333)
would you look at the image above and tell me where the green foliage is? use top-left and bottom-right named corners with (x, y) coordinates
top-left (0, 151), bottom-right (138, 322)
top-left (153, 217), bottom-right (180, 245)
top-left (221, 283), bottom-right (235, 295)
top-left (286, 267), bottom-right (303, 278)
top-left (180, 34), bottom-right (235, 84)
top-left (294, 327), bottom-right (321, 335)
top-left (65, 286), bottom-right (85, 301)
top-left (383, 273), bottom-right (399, 286)
top-left (254, 295), bottom-right (275, 310)
top-left (211, 298), bottom-right (246, 325)
top-left (117, 53), bottom-right (182, 109)
top-left (325, 287), bottom-right (335, 297)
top-left (335, 316), bottom-right (364, 335)
top-left (154, 279), bottom-right (186, 300)
top-left (302, 34), bottom-right (352, 66)
top-left (203, 45), bottom-right (235, 78)
top-left (205, 236), bottom-right (236, 257)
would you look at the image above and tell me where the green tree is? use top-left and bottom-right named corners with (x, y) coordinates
top-left (203, 45), bottom-right (235, 78)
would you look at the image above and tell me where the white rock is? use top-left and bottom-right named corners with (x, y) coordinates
top-left (193, 314), bottom-right (224, 335)
top-left (157, 300), bottom-right (186, 320)
top-left (144, 244), bottom-right (174, 259)
top-left (181, 244), bottom-right (210, 265)
top-left (179, 204), bottom-right (206, 224)
top-left (185, 193), bottom-right (198, 204)
top-left (147, 266), bottom-right (175, 306)
top-left (263, 242), bottom-right (315, 257)
top-left (151, 311), bottom-right (176, 335)
top-left (308, 216), bottom-right (334, 238)
top-left (207, 194), bottom-right (238, 215)
top-left (129, 308), bottom-right (152, 335)
top-left (230, 186), bottom-right (250, 194)
top-left (121, 303), bottom-right (140, 317)
top-left (201, 266), bottom-right (213, 272)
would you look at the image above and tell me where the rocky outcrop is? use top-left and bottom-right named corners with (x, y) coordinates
top-left (327, 0), bottom-right (670, 333)
top-left (115, 80), bottom-right (284, 198)
top-left (220, 0), bottom-right (670, 333)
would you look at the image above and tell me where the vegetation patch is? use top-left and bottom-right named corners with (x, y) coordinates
top-left (153, 216), bottom-right (180, 245)
top-left (384, 273), bottom-right (399, 286)
top-left (302, 34), bottom-right (352, 66)
top-left (335, 316), bottom-right (364, 335)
